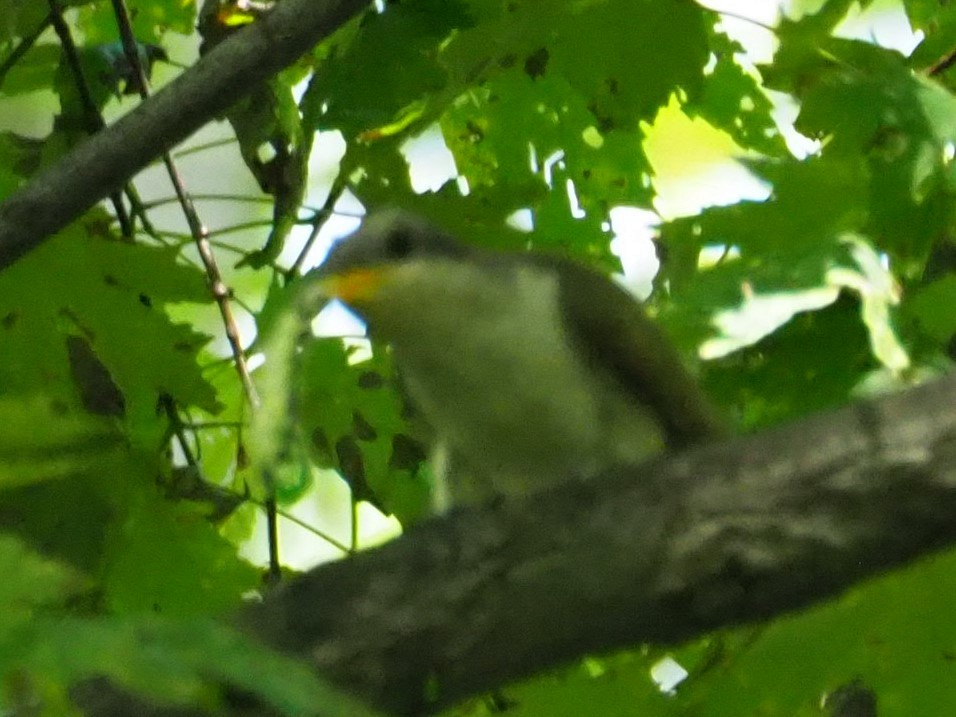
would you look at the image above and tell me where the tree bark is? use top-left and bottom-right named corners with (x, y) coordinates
top-left (75, 372), bottom-right (956, 715)
top-left (237, 371), bottom-right (956, 714)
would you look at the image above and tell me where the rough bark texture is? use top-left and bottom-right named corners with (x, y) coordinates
top-left (239, 372), bottom-right (956, 714)
top-left (77, 371), bottom-right (956, 716)
top-left (0, 0), bottom-right (369, 271)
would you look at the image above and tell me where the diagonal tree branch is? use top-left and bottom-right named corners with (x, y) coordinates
top-left (0, 0), bottom-right (369, 272)
top-left (75, 372), bottom-right (956, 715)
top-left (236, 372), bottom-right (956, 715)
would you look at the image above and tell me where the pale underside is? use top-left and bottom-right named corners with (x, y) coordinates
top-left (365, 257), bottom-right (666, 508)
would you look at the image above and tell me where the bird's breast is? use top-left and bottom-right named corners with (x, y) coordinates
top-left (381, 262), bottom-right (664, 501)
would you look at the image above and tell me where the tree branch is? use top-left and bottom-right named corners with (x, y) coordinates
top-left (76, 372), bottom-right (956, 716)
top-left (0, 0), bottom-right (369, 271)
top-left (224, 372), bottom-right (956, 714)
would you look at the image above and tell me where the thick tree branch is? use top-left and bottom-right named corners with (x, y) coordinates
top-left (0, 0), bottom-right (368, 271)
top-left (76, 373), bottom-right (956, 716)
top-left (243, 372), bottom-right (956, 714)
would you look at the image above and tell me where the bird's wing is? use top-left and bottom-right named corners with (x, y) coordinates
top-left (553, 259), bottom-right (726, 448)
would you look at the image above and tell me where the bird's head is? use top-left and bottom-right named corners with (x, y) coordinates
top-left (315, 210), bottom-right (470, 310)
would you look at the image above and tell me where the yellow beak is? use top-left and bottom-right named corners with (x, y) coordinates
top-left (315, 266), bottom-right (392, 305)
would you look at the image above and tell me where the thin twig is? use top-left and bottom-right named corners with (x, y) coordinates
top-left (207, 218), bottom-right (291, 237)
top-left (287, 176), bottom-right (348, 279)
top-left (0, 12), bottom-right (52, 90)
top-left (162, 396), bottom-right (353, 556)
top-left (265, 494), bottom-right (282, 583)
top-left (182, 420), bottom-right (246, 429)
top-left (927, 46), bottom-right (956, 77)
top-left (47, 0), bottom-right (133, 238)
top-left (702, 4), bottom-right (776, 32)
top-left (172, 137), bottom-right (240, 158)
top-left (111, 0), bottom-right (260, 412)
top-left (140, 193), bottom-right (276, 210)
top-left (111, 0), bottom-right (278, 576)
top-left (159, 393), bottom-right (199, 466)
top-left (270, 505), bottom-right (352, 555)
top-left (122, 183), bottom-right (160, 237)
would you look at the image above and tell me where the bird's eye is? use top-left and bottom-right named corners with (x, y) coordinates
top-left (384, 228), bottom-right (414, 259)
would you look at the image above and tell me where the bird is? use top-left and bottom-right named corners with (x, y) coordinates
top-left (310, 209), bottom-right (724, 509)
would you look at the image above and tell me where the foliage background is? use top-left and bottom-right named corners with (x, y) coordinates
top-left (1, 0), bottom-right (956, 714)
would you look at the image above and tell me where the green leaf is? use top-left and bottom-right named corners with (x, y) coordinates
top-left (298, 337), bottom-right (432, 524)
top-left (703, 297), bottom-right (873, 429)
top-left (75, 0), bottom-right (196, 43)
top-left (688, 26), bottom-right (788, 157)
top-left (0, 43), bottom-right (61, 96)
top-left (0, 225), bottom-right (221, 433)
top-left (101, 480), bottom-right (259, 616)
top-left (0, 533), bottom-right (86, 620)
top-left (0, 394), bottom-right (127, 490)
top-left (672, 547), bottom-right (956, 717)
top-left (306, 0), bottom-right (473, 138)
top-left (4, 612), bottom-right (382, 717)
top-left (904, 273), bottom-right (956, 343)
top-left (766, 34), bottom-right (956, 269)
top-left (0, 132), bottom-right (41, 200)
top-left (0, 537), bottom-right (364, 716)
top-left (247, 279), bottom-right (431, 523)
top-left (547, 0), bottom-right (708, 131)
